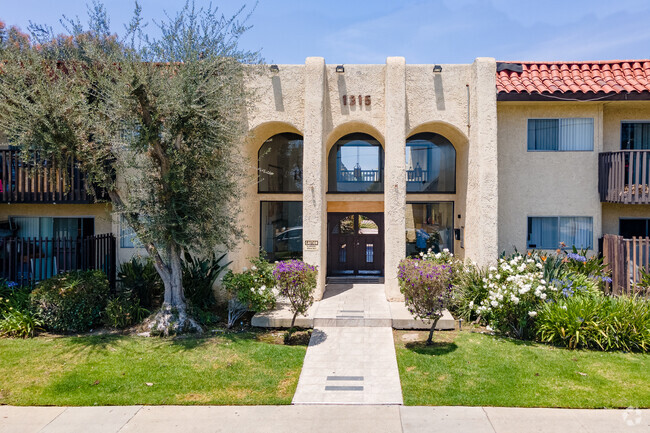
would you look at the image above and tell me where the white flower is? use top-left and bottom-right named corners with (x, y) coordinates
top-left (251, 265), bottom-right (257, 271)
top-left (528, 311), bottom-right (537, 317)
top-left (536, 263), bottom-right (543, 269)
top-left (491, 300), bottom-right (499, 307)
top-left (489, 266), bottom-right (497, 272)
top-left (540, 279), bottom-right (547, 285)
top-left (469, 301), bottom-right (474, 308)
top-left (260, 285), bottom-right (266, 291)
top-left (561, 305), bottom-right (567, 310)
top-left (443, 248), bottom-right (450, 253)
top-left (540, 293), bottom-right (547, 300)
top-left (510, 295), bottom-right (519, 304)
top-left (486, 325), bottom-right (493, 331)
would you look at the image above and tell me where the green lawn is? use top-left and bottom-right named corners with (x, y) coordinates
top-left (396, 329), bottom-right (650, 408)
top-left (0, 332), bottom-right (306, 406)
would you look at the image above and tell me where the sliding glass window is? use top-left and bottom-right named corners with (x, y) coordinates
top-left (527, 118), bottom-right (594, 151)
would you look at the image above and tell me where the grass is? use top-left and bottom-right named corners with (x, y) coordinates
top-left (0, 331), bottom-right (306, 406)
top-left (396, 329), bottom-right (650, 408)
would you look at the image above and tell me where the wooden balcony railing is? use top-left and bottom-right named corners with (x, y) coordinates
top-left (0, 149), bottom-right (102, 204)
top-left (599, 150), bottom-right (650, 204)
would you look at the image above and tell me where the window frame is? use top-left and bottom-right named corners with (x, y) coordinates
top-left (327, 133), bottom-right (384, 194)
top-left (405, 132), bottom-right (457, 194)
top-left (259, 200), bottom-right (303, 262)
top-left (257, 132), bottom-right (304, 194)
top-left (620, 120), bottom-right (650, 150)
top-left (405, 200), bottom-right (455, 255)
top-left (527, 215), bottom-right (594, 250)
top-left (526, 118), bottom-right (595, 152)
top-left (119, 215), bottom-right (139, 249)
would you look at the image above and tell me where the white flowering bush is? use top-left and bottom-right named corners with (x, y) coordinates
top-left (222, 257), bottom-right (276, 313)
top-left (474, 253), bottom-right (557, 339)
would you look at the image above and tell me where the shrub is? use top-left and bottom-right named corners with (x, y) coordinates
top-left (474, 253), bottom-right (556, 339)
top-left (117, 256), bottom-right (163, 310)
top-left (31, 270), bottom-right (110, 333)
top-left (449, 263), bottom-right (488, 322)
top-left (182, 251), bottom-right (230, 309)
top-left (398, 258), bottom-right (453, 345)
top-left (273, 260), bottom-right (318, 328)
top-left (537, 294), bottom-right (650, 351)
top-left (0, 285), bottom-right (43, 338)
top-left (0, 308), bottom-right (42, 338)
top-left (222, 256), bottom-right (276, 313)
top-left (104, 296), bottom-right (150, 329)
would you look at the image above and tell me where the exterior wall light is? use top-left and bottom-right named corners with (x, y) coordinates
top-left (336, 65), bottom-right (345, 73)
top-left (433, 65), bottom-right (443, 73)
top-left (270, 64), bottom-right (279, 73)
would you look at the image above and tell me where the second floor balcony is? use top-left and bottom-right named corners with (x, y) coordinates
top-left (0, 149), bottom-right (104, 204)
top-left (599, 150), bottom-right (650, 204)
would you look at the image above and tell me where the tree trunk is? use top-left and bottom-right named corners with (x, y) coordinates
top-left (146, 241), bottom-right (202, 336)
top-left (290, 312), bottom-right (298, 329)
top-left (426, 315), bottom-right (441, 345)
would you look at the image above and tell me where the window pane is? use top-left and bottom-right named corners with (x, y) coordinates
top-left (621, 122), bottom-right (650, 150)
top-left (120, 215), bottom-right (137, 248)
top-left (328, 133), bottom-right (383, 192)
top-left (406, 133), bottom-right (456, 193)
top-left (528, 119), bottom-right (559, 150)
top-left (260, 201), bottom-right (303, 261)
top-left (558, 118), bottom-right (593, 151)
top-left (560, 217), bottom-right (593, 249)
top-left (527, 217), bottom-right (559, 249)
top-left (258, 133), bottom-right (303, 192)
top-left (405, 202), bottom-right (454, 256)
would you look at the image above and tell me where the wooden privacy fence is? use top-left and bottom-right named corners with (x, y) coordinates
top-left (0, 234), bottom-right (116, 290)
top-left (602, 234), bottom-right (650, 295)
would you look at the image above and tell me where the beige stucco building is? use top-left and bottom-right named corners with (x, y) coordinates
top-left (2, 57), bottom-right (650, 301)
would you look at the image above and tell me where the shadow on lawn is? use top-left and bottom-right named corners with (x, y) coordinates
top-left (405, 341), bottom-right (458, 356)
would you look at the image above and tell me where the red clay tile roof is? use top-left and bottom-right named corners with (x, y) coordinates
top-left (496, 60), bottom-right (650, 96)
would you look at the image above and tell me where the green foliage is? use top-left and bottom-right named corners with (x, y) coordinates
top-left (537, 294), bottom-right (650, 352)
top-left (30, 270), bottom-right (109, 333)
top-left (187, 302), bottom-right (220, 327)
top-left (103, 296), bottom-right (149, 329)
top-left (449, 264), bottom-right (488, 321)
top-left (273, 260), bottom-right (318, 328)
top-left (182, 251), bottom-right (230, 310)
top-left (222, 257), bottom-right (276, 313)
top-left (0, 2), bottom-right (263, 316)
top-left (0, 308), bottom-right (42, 338)
top-left (117, 256), bottom-right (163, 309)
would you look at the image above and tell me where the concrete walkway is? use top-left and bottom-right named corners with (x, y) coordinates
top-left (292, 284), bottom-right (403, 404)
top-left (2, 405), bottom-right (648, 433)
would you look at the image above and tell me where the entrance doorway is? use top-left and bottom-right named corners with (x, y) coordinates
top-left (327, 212), bottom-right (384, 276)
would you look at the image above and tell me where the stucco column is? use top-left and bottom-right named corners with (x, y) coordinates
top-left (465, 57), bottom-right (498, 266)
top-left (384, 57), bottom-right (407, 301)
top-left (302, 57), bottom-right (328, 300)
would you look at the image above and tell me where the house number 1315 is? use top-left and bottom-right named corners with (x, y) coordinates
top-left (342, 95), bottom-right (371, 106)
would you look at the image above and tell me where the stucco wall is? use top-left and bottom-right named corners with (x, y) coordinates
top-left (0, 203), bottom-right (112, 233)
top-left (497, 102), bottom-right (603, 254)
top-left (602, 203), bottom-right (650, 235)
top-left (602, 101), bottom-right (650, 152)
top-left (229, 57), bottom-right (500, 299)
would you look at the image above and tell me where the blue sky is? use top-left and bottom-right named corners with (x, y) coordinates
top-left (2, 0), bottom-right (650, 64)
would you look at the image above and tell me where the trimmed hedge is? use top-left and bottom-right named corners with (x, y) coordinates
top-left (31, 270), bottom-right (110, 332)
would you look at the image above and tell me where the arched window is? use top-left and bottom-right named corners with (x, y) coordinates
top-left (258, 133), bottom-right (303, 193)
top-left (328, 133), bottom-right (383, 192)
top-left (406, 132), bottom-right (456, 193)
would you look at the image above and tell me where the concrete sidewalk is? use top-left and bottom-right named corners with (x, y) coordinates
top-left (1, 405), bottom-right (648, 433)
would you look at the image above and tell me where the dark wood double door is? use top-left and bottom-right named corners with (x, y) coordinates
top-left (327, 212), bottom-right (384, 276)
